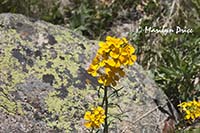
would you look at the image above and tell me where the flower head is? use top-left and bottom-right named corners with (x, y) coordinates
top-left (87, 36), bottom-right (137, 86)
top-left (178, 99), bottom-right (200, 121)
top-left (84, 106), bottom-right (106, 129)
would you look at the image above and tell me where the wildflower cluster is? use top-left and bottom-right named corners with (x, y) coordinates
top-left (84, 106), bottom-right (106, 128)
top-left (178, 100), bottom-right (200, 120)
top-left (88, 36), bottom-right (137, 86)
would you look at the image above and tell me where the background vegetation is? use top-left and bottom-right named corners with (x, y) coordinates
top-left (0, 0), bottom-right (199, 131)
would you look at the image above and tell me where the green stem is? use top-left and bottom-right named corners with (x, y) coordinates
top-left (103, 86), bottom-right (108, 133)
top-left (90, 128), bottom-right (94, 133)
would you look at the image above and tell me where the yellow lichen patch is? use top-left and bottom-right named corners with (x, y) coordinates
top-left (27, 47), bottom-right (72, 88)
top-left (45, 81), bottom-right (107, 131)
top-left (0, 95), bottom-right (16, 114)
top-left (0, 25), bottom-right (94, 128)
top-left (54, 30), bottom-right (74, 43)
top-left (0, 44), bottom-right (28, 114)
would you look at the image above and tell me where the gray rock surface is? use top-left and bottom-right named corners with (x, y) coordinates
top-left (0, 13), bottom-right (178, 133)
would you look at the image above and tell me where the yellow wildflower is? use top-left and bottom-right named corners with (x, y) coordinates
top-left (87, 36), bottom-right (137, 86)
top-left (178, 99), bottom-right (200, 121)
top-left (84, 106), bottom-right (106, 129)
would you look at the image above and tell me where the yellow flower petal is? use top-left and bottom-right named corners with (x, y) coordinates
top-left (131, 55), bottom-right (137, 62)
top-left (121, 50), bottom-right (128, 56)
top-left (97, 107), bottom-right (105, 114)
top-left (91, 71), bottom-right (97, 77)
top-left (110, 51), bottom-right (119, 59)
top-left (185, 114), bottom-right (190, 120)
top-left (99, 41), bottom-right (106, 47)
top-left (106, 36), bottom-right (112, 41)
top-left (94, 110), bottom-right (99, 115)
top-left (90, 114), bottom-right (95, 121)
top-left (84, 111), bottom-right (91, 120)
top-left (119, 55), bottom-right (126, 63)
top-left (99, 61), bottom-right (105, 67)
top-left (97, 48), bottom-right (104, 55)
top-left (186, 110), bottom-right (190, 115)
top-left (191, 114), bottom-right (195, 120)
top-left (115, 60), bottom-right (121, 67)
top-left (106, 59), bottom-right (116, 67)
top-left (113, 41), bottom-right (121, 48)
top-left (98, 76), bottom-right (105, 84)
top-left (87, 68), bottom-right (97, 77)
top-left (99, 118), bottom-right (105, 123)
top-left (105, 67), bottom-right (111, 75)
top-left (89, 64), bottom-right (99, 70)
top-left (122, 37), bottom-right (128, 44)
top-left (92, 55), bottom-right (100, 65)
top-left (129, 45), bottom-right (135, 54)
top-left (94, 123), bottom-right (100, 128)
top-left (128, 60), bottom-right (134, 65)
top-left (84, 122), bottom-right (92, 128)
top-left (103, 47), bottom-right (110, 53)
top-left (106, 41), bottom-right (113, 46)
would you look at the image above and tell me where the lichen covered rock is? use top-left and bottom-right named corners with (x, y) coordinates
top-left (0, 13), bottom-right (178, 133)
